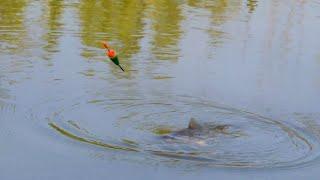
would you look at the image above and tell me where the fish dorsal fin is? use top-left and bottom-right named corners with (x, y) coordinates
top-left (188, 118), bottom-right (201, 129)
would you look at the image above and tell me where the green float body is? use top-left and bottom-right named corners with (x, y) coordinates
top-left (110, 55), bottom-right (124, 72)
top-left (110, 55), bottom-right (120, 65)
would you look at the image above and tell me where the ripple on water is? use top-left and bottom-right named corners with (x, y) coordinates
top-left (48, 95), bottom-right (320, 168)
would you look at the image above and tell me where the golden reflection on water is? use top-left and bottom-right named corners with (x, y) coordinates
top-left (150, 0), bottom-right (183, 61)
top-left (0, 0), bottom-right (247, 63)
top-left (79, 0), bottom-right (146, 76)
top-left (79, 0), bottom-right (146, 53)
top-left (41, 0), bottom-right (64, 60)
top-left (188, 0), bottom-right (242, 25)
top-left (77, 0), bottom-right (243, 62)
top-left (247, 0), bottom-right (258, 13)
top-left (0, 0), bottom-right (27, 54)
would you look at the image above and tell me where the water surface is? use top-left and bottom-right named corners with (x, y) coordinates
top-left (1, 0), bottom-right (320, 179)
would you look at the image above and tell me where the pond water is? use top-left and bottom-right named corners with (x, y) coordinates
top-left (1, 0), bottom-right (320, 179)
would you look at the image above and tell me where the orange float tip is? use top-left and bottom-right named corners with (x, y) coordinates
top-left (101, 41), bottom-right (109, 49)
top-left (107, 49), bottom-right (116, 58)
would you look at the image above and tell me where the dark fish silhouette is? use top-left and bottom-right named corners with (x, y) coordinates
top-left (161, 118), bottom-right (230, 145)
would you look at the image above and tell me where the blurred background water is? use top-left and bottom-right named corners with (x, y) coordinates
top-left (1, 0), bottom-right (320, 179)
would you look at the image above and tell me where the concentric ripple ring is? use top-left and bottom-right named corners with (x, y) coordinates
top-left (49, 95), bottom-right (320, 168)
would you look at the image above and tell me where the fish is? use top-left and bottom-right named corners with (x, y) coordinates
top-left (160, 118), bottom-right (230, 145)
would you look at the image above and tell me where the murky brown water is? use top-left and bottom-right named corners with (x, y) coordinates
top-left (1, 0), bottom-right (320, 179)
